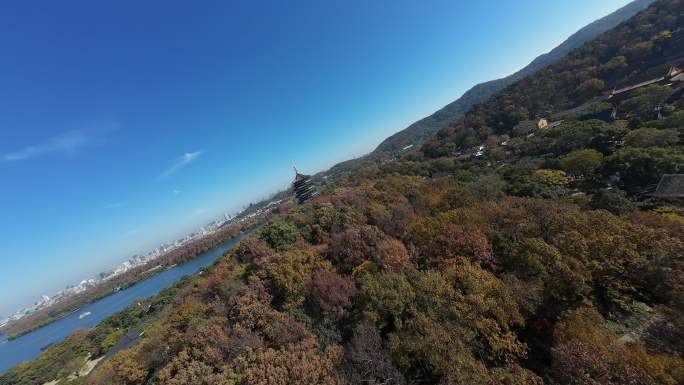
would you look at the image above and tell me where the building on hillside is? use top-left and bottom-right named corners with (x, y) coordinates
top-left (537, 118), bottom-right (548, 130)
top-left (651, 174), bottom-right (684, 198)
top-left (292, 166), bottom-right (319, 204)
top-left (609, 65), bottom-right (682, 100)
top-left (666, 66), bottom-right (684, 83)
top-left (609, 65), bottom-right (684, 119)
top-left (547, 120), bottom-right (564, 129)
top-left (513, 118), bottom-right (564, 136)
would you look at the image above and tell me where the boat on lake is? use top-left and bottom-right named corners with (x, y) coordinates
top-left (78, 311), bottom-right (92, 319)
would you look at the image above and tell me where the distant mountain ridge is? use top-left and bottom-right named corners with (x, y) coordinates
top-left (358, 0), bottom-right (655, 161)
top-left (370, 0), bottom-right (655, 159)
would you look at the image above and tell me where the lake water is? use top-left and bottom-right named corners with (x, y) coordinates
top-left (0, 232), bottom-right (248, 374)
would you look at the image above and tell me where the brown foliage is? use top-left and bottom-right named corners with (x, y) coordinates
top-left (329, 225), bottom-right (384, 272)
top-left (266, 247), bottom-right (332, 310)
top-left (553, 340), bottom-right (656, 385)
top-left (157, 350), bottom-right (239, 385)
top-left (186, 316), bottom-right (232, 367)
top-left (420, 223), bottom-right (493, 267)
top-left (308, 269), bottom-right (356, 322)
top-left (234, 238), bottom-right (274, 266)
top-left (343, 321), bottom-right (406, 385)
top-left (228, 277), bottom-right (311, 347)
top-left (228, 277), bottom-right (274, 331)
top-left (244, 338), bottom-right (344, 385)
top-left (198, 263), bottom-right (242, 301)
top-left (89, 348), bottom-right (147, 385)
top-left (552, 308), bottom-right (684, 385)
top-left (375, 238), bottom-right (411, 272)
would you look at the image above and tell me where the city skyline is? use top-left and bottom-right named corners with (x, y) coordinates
top-left (0, 210), bottom-right (237, 322)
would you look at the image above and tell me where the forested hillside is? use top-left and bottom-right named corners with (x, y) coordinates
top-left (422, 0), bottom-right (683, 158)
top-left (342, 0), bottom-right (655, 163)
top-left (2, 1), bottom-right (684, 384)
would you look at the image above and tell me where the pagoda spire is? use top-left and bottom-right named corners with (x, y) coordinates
top-left (291, 164), bottom-right (318, 204)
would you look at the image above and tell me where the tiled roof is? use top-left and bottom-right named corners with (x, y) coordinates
top-left (652, 174), bottom-right (684, 197)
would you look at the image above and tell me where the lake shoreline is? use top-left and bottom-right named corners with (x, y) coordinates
top-left (2, 262), bottom-right (186, 341)
top-left (0, 224), bottom-right (260, 374)
top-left (0, 221), bottom-right (259, 341)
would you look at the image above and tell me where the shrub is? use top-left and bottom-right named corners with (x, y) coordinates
top-left (258, 220), bottom-right (299, 251)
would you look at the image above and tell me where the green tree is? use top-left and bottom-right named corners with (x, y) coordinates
top-left (624, 127), bottom-right (679, 147)
top-left (559, 149), bottom-right (604, 176)
top-left (531, 169), bottom-right (569, 186)
top-left (258, 220), bottom-right (299, 251)
top-left (598, 55), bottom-right (627, 75)
top-left (576, 78), bottom-right (605, 100)
top-left (539, 119), bottom-right (621, 155)
top-left (604, 147), bottom-right (684, 189)
top-left (621, 84), bottom-right (671, 118)
top-left (590, 188), bottom-right (636, 215)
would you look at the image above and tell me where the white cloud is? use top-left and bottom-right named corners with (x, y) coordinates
top-left (173, 189), bottom-right (181, 195)
top-left (157, 150), bottom-right (203, 181)
top-left (3, 124), bottom-right (117, 162)
top-left (4, 130), bottom-right (87, 161)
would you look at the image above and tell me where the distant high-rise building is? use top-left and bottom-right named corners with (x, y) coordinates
top-left (292, 166), bottom-right (318, 204)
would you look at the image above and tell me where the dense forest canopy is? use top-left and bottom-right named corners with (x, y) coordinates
top-left (2, 1), bottom-right (684, 384)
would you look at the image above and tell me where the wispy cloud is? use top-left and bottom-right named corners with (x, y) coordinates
top-left (4, 130), bottom-right (88, 161)
top-left (123, 228), bottom-right (142, 237)
top-left (3, 125), bottom-right (117, 162)
top-left (157, 150), bottom-right (203, 181)
top-left (104, 201), bottom-right (127, 209)
top-left (173, 189), bottom-right (181, 195)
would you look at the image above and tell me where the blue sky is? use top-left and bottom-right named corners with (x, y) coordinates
top-left (0, 0), bottom-right (631, 315)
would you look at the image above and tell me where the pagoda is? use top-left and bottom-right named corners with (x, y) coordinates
top-left (292, 166), bottom-right (318, 204)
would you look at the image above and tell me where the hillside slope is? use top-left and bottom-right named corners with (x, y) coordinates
top-left (3, 1), bottom-right (684, 385)
top-left (368, 0), bottom-right (655, 159)
top-left (422, 0), bottom-right (683, 159)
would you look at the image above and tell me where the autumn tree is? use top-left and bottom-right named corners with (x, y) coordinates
top-left (343, 321), bottom-right (406, 385)
top-left (90, 348), bottom-right (147, 385)
top-left (308, 269), bottom-right (356, 322)
top-left (417, 222), bottom-right (493, 267)
top-left (551, 307), bottom-right (684, 385)
top-left (266, 247), bottom-right (331, 310)
top-left (244, 338), bottom-right (344, 385)
top-left (375, 238), bottom-right (411, 271)
top-left (328, 225), bottom-right (384, 272)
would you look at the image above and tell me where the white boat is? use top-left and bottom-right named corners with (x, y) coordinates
top-left (78, 311), bottom-right (92, 319)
